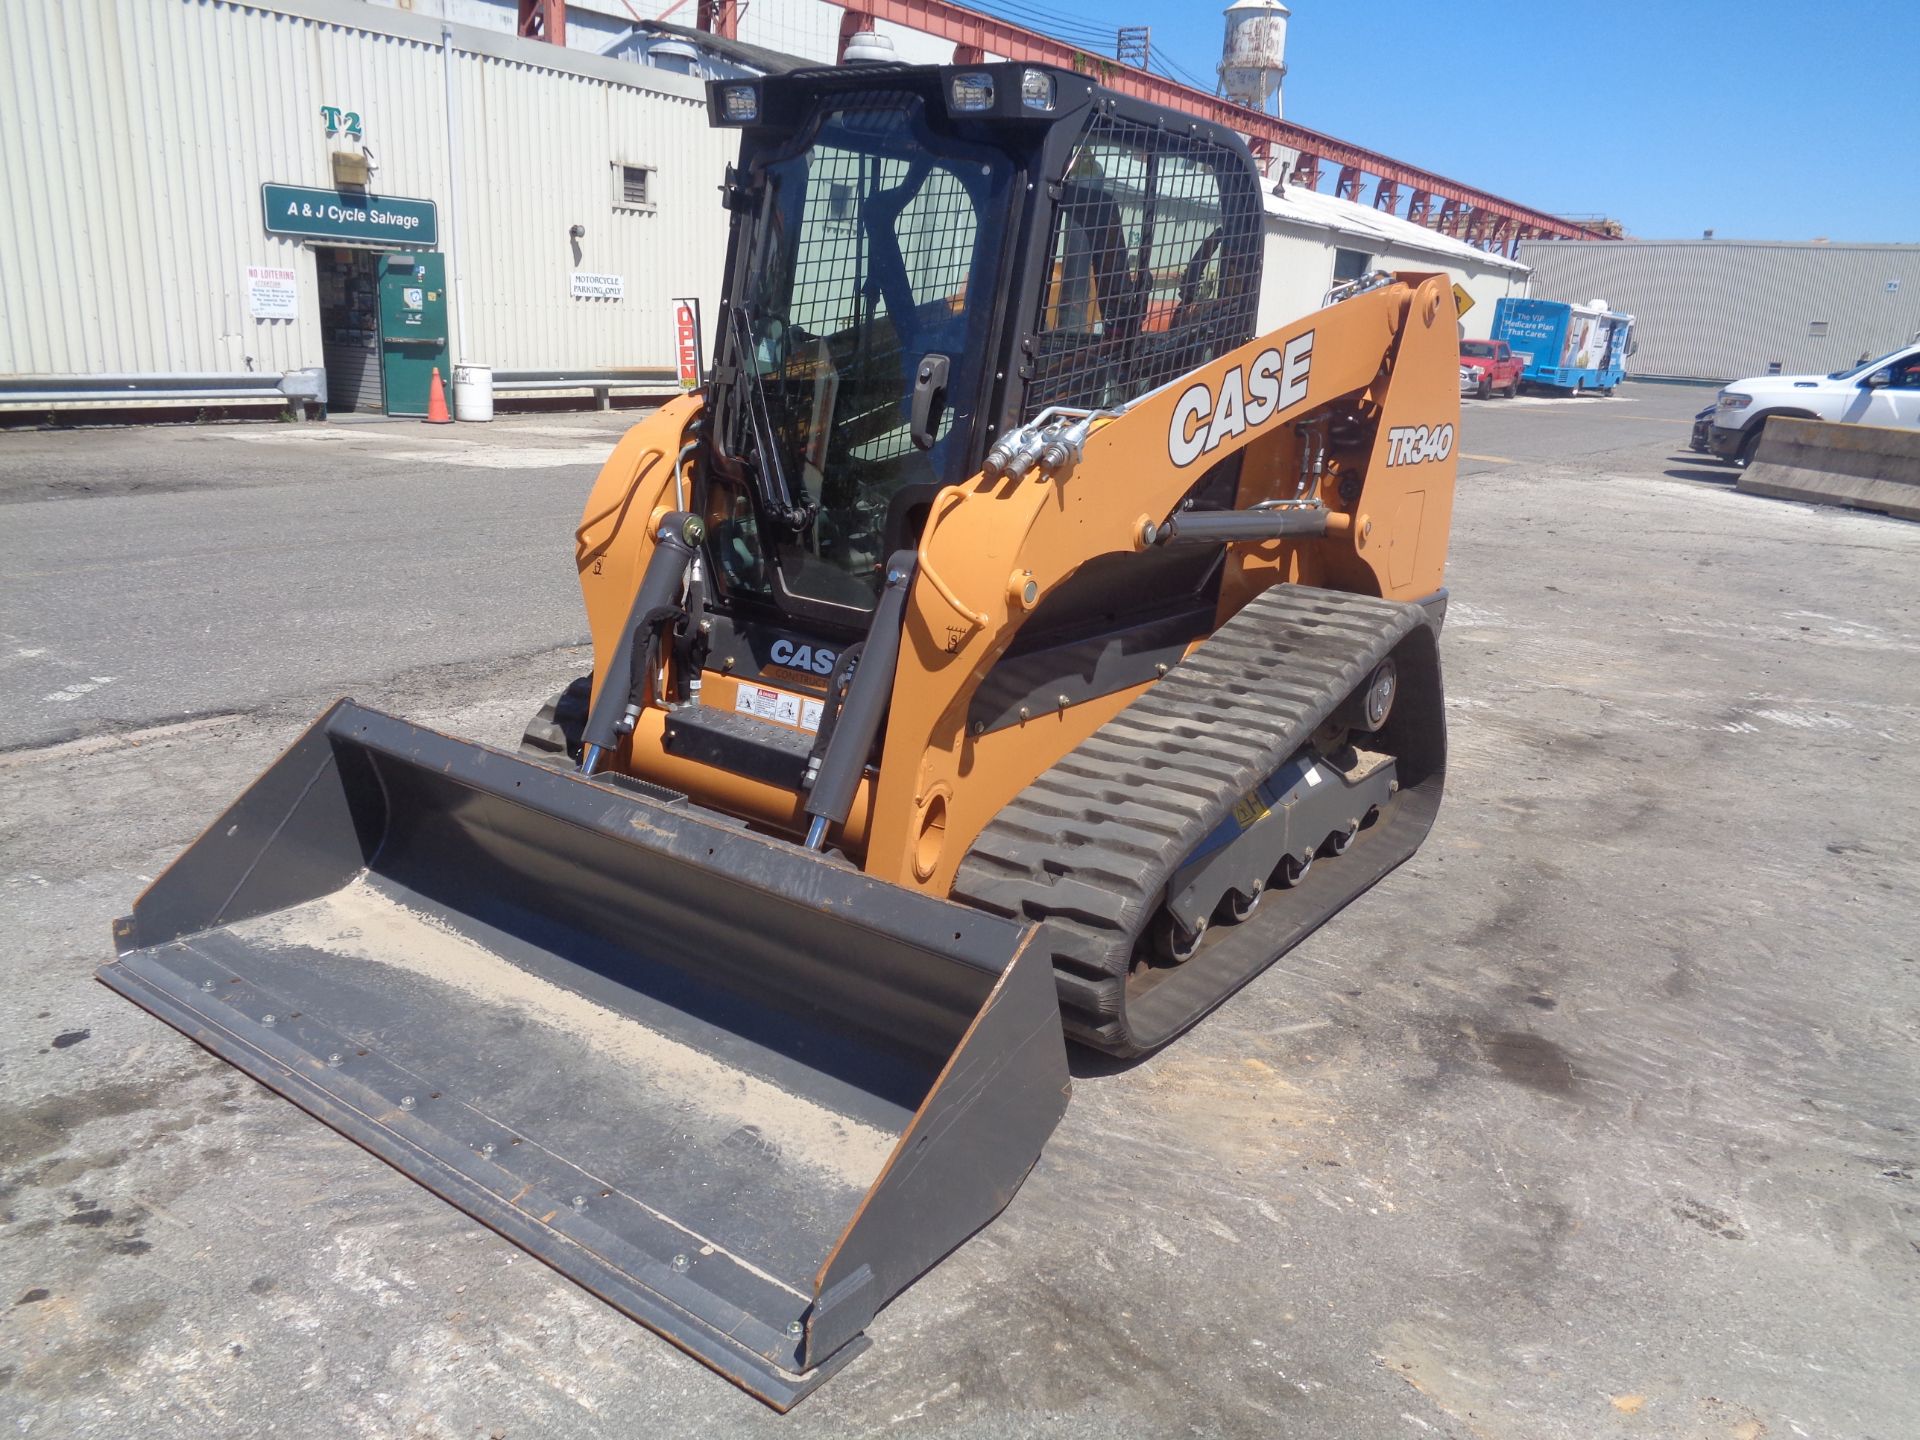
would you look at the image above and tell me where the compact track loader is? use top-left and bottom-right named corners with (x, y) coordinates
top-left (102, 62), bottom-right (1456, 1408)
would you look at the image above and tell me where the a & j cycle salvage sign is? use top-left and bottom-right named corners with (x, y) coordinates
top-left (261, 184), bottom-right (438, 246)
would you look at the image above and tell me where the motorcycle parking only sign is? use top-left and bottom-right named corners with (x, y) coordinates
top-left (570, 272), bottom-right (626, 300)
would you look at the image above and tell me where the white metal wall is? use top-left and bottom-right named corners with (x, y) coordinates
top-left (0, 0), bottom-right (736, 382)
top-left (1257, 220), bottom-right (1532, 340)
top-left (360, 0), bottom-right (984, 66)
top-left (1, 0), bottom-right (1544, 391)
top-left (366, 0), bottom-right (637, 52)
top-left (448, 42), bottom-right (727, 369)
top-left (1521, 239), bottom-right (1920, 382)
top-left (735, 0), bottom-right (964, 66)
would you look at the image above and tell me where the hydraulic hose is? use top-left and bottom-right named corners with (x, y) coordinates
top-left (579, 511), bottom-right (704, 775)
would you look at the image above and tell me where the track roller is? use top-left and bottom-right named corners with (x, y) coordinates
top-left (1276, 849), bottom-right (1314, 888)
top-left (1219, 880), bottom-right (1264, 923)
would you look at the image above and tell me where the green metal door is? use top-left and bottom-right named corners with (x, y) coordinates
top-left (377, 252), bottom-right (450, 416)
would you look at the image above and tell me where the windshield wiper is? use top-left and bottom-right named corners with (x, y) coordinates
top-left (728, 303), bottom-right (815, 538)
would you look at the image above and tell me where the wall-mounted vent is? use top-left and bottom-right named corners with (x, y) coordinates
top-left (614, 163), bottom-right (653, 210)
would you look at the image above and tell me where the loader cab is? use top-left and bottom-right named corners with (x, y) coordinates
top-left (702, 63), bottom-right (1265, 642)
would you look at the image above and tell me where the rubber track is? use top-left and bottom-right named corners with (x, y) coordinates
top-left (951, 585), bottom-right (1429, 1054)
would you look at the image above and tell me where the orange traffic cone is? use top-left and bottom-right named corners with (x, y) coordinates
top-left (425, 366), bottom-right (454, 424)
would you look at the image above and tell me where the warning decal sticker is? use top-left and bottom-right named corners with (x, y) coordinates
top-left (735, 684), bottom-right (825, 733)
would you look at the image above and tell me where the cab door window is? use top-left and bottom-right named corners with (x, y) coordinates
top-left (730, 97), bottom-right (1010, 613)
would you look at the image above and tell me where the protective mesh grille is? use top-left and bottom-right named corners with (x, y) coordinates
top-left (761, 95), bottom-right (984, 477)
top-left (735, 91), bottom-right (1003, 608)
top-left (1025, 110), bottom-right (1263, 418)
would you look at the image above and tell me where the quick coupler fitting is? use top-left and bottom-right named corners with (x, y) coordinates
top-left (1000, 427), bottom-right (1056, 482)
top-left (1038, 417), bottom-right (1094, 479)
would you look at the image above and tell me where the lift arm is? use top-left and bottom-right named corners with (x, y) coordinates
top-left (863, 275), bottom-right (1461, 892)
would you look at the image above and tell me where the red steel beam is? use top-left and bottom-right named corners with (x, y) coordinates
top-left (840, 8), bottom-right (869, 56)
top-left (517, 0), bottom-right (566, 44)
top-left (820, 0), bottom-right (1608, 243)
top-left (697, 0), bottom-right (740, 40)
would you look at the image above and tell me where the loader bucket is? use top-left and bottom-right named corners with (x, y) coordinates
top-left (100, 701), bottom-right (1068, 1409)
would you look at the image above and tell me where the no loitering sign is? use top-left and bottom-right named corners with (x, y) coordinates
top-left (245, 265), bottom-right (299, 319)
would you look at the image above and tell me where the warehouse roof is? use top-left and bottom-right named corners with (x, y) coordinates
top-left (1264, 182), bottom-right (1531, 275)
top-left (1524, 237), bottom-right (1919, 251)
top-left (626, 18), bottom-right (810, 75)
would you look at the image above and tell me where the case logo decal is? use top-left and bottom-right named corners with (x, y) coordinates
top-left (768, 636), bottom-right (839, 676)
top-left (1168, 330), bottom-right (1314, 468)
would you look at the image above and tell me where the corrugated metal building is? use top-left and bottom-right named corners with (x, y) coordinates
top-left (1519, 239), bottom-right (1920, 383)
top-left (2, 0), bottom-right (1528, 417)
top-left (372, 0), bottom-right (1535, 341)
top-left (0, 0), bottom-right (734, 413)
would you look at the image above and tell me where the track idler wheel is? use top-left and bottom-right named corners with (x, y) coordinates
top-left (1360, 660), bottom-right (1397, 729)
top-left (1330, 659), bottom-right (1398, 736)
top-left (1150, 909), bottom-right (1207, 965)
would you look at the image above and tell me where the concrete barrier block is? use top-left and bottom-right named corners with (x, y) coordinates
top-left (1736, 417), bottom-right (1920, 522)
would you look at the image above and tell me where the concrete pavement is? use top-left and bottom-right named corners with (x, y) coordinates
top-left (0, 414), bottom-right (616, 751)
top-left (2, 388), bottom-right (1915, 1439)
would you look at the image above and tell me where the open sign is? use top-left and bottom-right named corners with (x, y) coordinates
top-left (673, 298), bottom-right (704, 390)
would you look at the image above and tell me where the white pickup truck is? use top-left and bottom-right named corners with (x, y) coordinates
top-left (1710, 343), bottom-right (1920, 466)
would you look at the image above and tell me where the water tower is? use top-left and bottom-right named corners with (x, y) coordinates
top-left (1219, 0), bottom-right (1289, 118)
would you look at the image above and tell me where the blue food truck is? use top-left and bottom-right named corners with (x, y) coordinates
top-left (1491, 297), bottom-right (1635, 394)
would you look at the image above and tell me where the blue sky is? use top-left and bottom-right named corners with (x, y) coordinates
top-left (970, 0), bottom-right (1919, 240)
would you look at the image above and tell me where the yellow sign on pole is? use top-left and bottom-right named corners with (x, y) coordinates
top-left (1451, 282), bottom-right (1476, 319)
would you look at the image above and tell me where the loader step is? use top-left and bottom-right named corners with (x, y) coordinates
top-left (952, 585), bottom-right (1445, 1056)
top-left (662, 701), bottom-right (819, 791)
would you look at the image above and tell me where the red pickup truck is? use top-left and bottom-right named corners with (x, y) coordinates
top-left (1459, 338), bottom-right (1523, 399)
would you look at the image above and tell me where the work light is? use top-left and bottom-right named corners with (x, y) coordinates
top-left (949, 73), bottom-right (995, 112)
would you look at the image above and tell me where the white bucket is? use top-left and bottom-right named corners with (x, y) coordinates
top-left (452, 364), bottom-right (494, 423)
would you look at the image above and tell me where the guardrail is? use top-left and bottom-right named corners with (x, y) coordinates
top-left (0, 370), bottom-right (326, 408)
top-left (491, 367), bottom-right (681, 409)
top-left (0, 367), bottom-right (682, 415)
